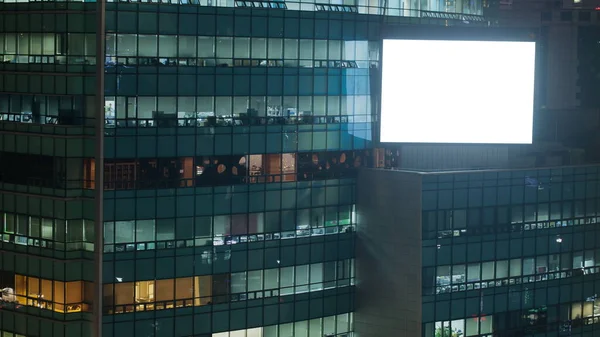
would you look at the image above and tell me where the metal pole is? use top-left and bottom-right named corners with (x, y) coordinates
top-left (94, 0), bottom-right (106, 334)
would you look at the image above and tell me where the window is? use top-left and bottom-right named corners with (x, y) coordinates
top-left (523, 257), bottom-right (535, 275)
top-left (66, 220), bottom-right (84, 242)
top-left (436, 266), bottom-right (450, 286)
top-left (585, 250), bottom-right (595, 267)
top-left (248, 270), bottom-right (263, 292)
top-left (264, 269), bottom-right (279, 290)
top-left (136, 280), bottom-right (155, 303)
top-left (194, 275), bottom-right (212, 305)
top-left (114, 221), bottom-right (135, 243)
top-left (560, 11), bottom-right (573, 21)
top-left (175, 278), bottom-right (193, 302)
top-left (156, 219), bottom-right (175, 241)
top-left (573, 251), bottom-right (584, 269)
top-left (0, 153), bottom-right (61, 188)
top-left (41, 219), bottom-right (53, 240)
top-left (482, 262), bottom-right (494, 280)
top-left (295, 265), bottom-right (309, 292)
top-left (540, 11), bottom-right (552, 20)
top-left (136, 220), bottom-right (155, 242)
top-left (280, 267), bottom-right (295, 295)
top-left (231, 272), bottom-right (247, 293)
top-left (452, 265), bottom-right (465, 284)
top-left (4, 214), bottom-right (14, 234)
top-left (197, 37), bottom-right (215, 58)
top-left (467, 263), bottom-right (480, 282)
top-left (310, 263), bottom-right (323, 291)
top-left (549, 254), bottom-right (560, 272)
top-left (29, 217), bottom-right (41, 238)
top-left (496, 260), bottom-right (508, 278)
top-left (14, 275), bottom-right (90, 313)
top-left (158, 35), bottom-right (177, 58)
top-left (536, 256), bottom-right (548, 273)
top-left (579, 11), bottom-right (591, 21)
top-left (155, 279), bottom-right (174, 303)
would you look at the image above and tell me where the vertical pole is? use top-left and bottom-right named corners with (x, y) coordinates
top-left (94, 0), bottom-right (106, 334)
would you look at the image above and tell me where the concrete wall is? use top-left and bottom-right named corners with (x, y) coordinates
top-left (399, 145), bottom-right (511, 170)
top-left (354, 169), bottom-right (422, 337)
top-left (545, 24), bottom-right (580, 110)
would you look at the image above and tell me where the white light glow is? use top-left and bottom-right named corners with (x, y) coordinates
top-left (380, 39), bottom-right (536, 144)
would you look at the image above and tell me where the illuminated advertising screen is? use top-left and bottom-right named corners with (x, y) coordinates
top-left (380, 39), bottom-right (536, 144)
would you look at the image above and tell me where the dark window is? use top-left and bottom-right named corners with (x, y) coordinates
top-left (0, 270), bottom-right (15, 289)
top-left (541, 11), bottom-right (552, 21)
top-left (579, 11), bottom-right (591, 21)
top-left (212, 274), bottom-right (231, 304)
top-left (560, 11), bottom-right (573, 21)
top-left (0, 152), bottom-right (62, 188)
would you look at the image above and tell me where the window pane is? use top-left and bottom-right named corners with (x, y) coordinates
top-left (216, 37), bottom-right (233, 58)
top-left (284, 39), bottom-right (298, 59)
top-left (136, 220), bottom-right (156, 242)
top-left (268, 38), bottom-right (283, 59)
top-left (481, 262), bottom-right (494, 280)
top-left (251, 38), bottom-right (267, 59)
top-left (248, 270), bottom-right (262, 292)
top-left (155, 279), bottom-right (174, 302)
top-left (234, 37), bottom-right (250, 58)
top-left (264, 269), bottom-right (279, 290)
top-left (159, 35), bottom-right (177, 57)
top-left (295, 264), bottom-right (309, 286)
top-left (523, 257), bottom-right (535, 275)
top-left (29, 217), bottom-right (41, 238)
top-left (467, 263), bottom-right (480, 282)
top-left (156, 219), bottom-right (174, 241)
top-left (299, 40), bottom-right (313, 59)
top-left (4, 214), bottom-right (15, 233)
top-left (178, 36), bottom-right (197, 58)
top-left (198, 37), bottom-right (215, 57)
top-left (496, 260), bottom-right (508, 278)
top-left (114, 221), bottom-right (134, 243)
top-left (114, 282), bottom-right (134, 305)
top-left (175, 277), bottom-right (193, 300)
top-left (138, 35), bottom-right (157, 57)
top-left (510, 258), bottom-right (522, 276)
top-left (117, 34), bottom-right (137, 56)
top-left (310, 263), bottom-right (323, 291)
top-left (280, 267), bottom-right (294, 294)
top-left (231, 272), bottom-right (247, 293)
top-left (452, 265), bottom-right (465, 284)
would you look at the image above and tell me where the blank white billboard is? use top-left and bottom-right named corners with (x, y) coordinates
top-left (380, 39), bottom-right (536, 144)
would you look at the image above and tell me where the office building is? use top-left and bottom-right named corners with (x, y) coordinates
top-left (357, 166), bottom-right (600, 337)
top-left (0, 1), bottom-right (489, 337)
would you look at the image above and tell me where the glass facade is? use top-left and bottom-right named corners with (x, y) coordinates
top-left (422, 166), bottom-right (600, 337)
top-left (577, 24), bottom-right (600, 109)
top-left (0, 0), bottom-right (486, 336)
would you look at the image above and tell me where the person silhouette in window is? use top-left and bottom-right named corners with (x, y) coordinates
top-left (231, 156), bottom-right (248, 184)
top-left (216, 162), bottom-right (228, 185)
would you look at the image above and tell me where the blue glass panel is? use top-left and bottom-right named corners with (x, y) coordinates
top-left (299, 19), bottom-right (314, 38)
top-left (138, 12), bottom-right (158, 34)
top-left (234, 16), bottom-right (251, 36)
top-left (198, 14), bottom-right (217, 35)
top-left (178, 14), bottom-right (197, 35)
top-left (159, 13), bottom-right (178, 34)
top-left (250, 75), bottom-right (267, 96)
top-left (284, 17), bottom-right (300, 38)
